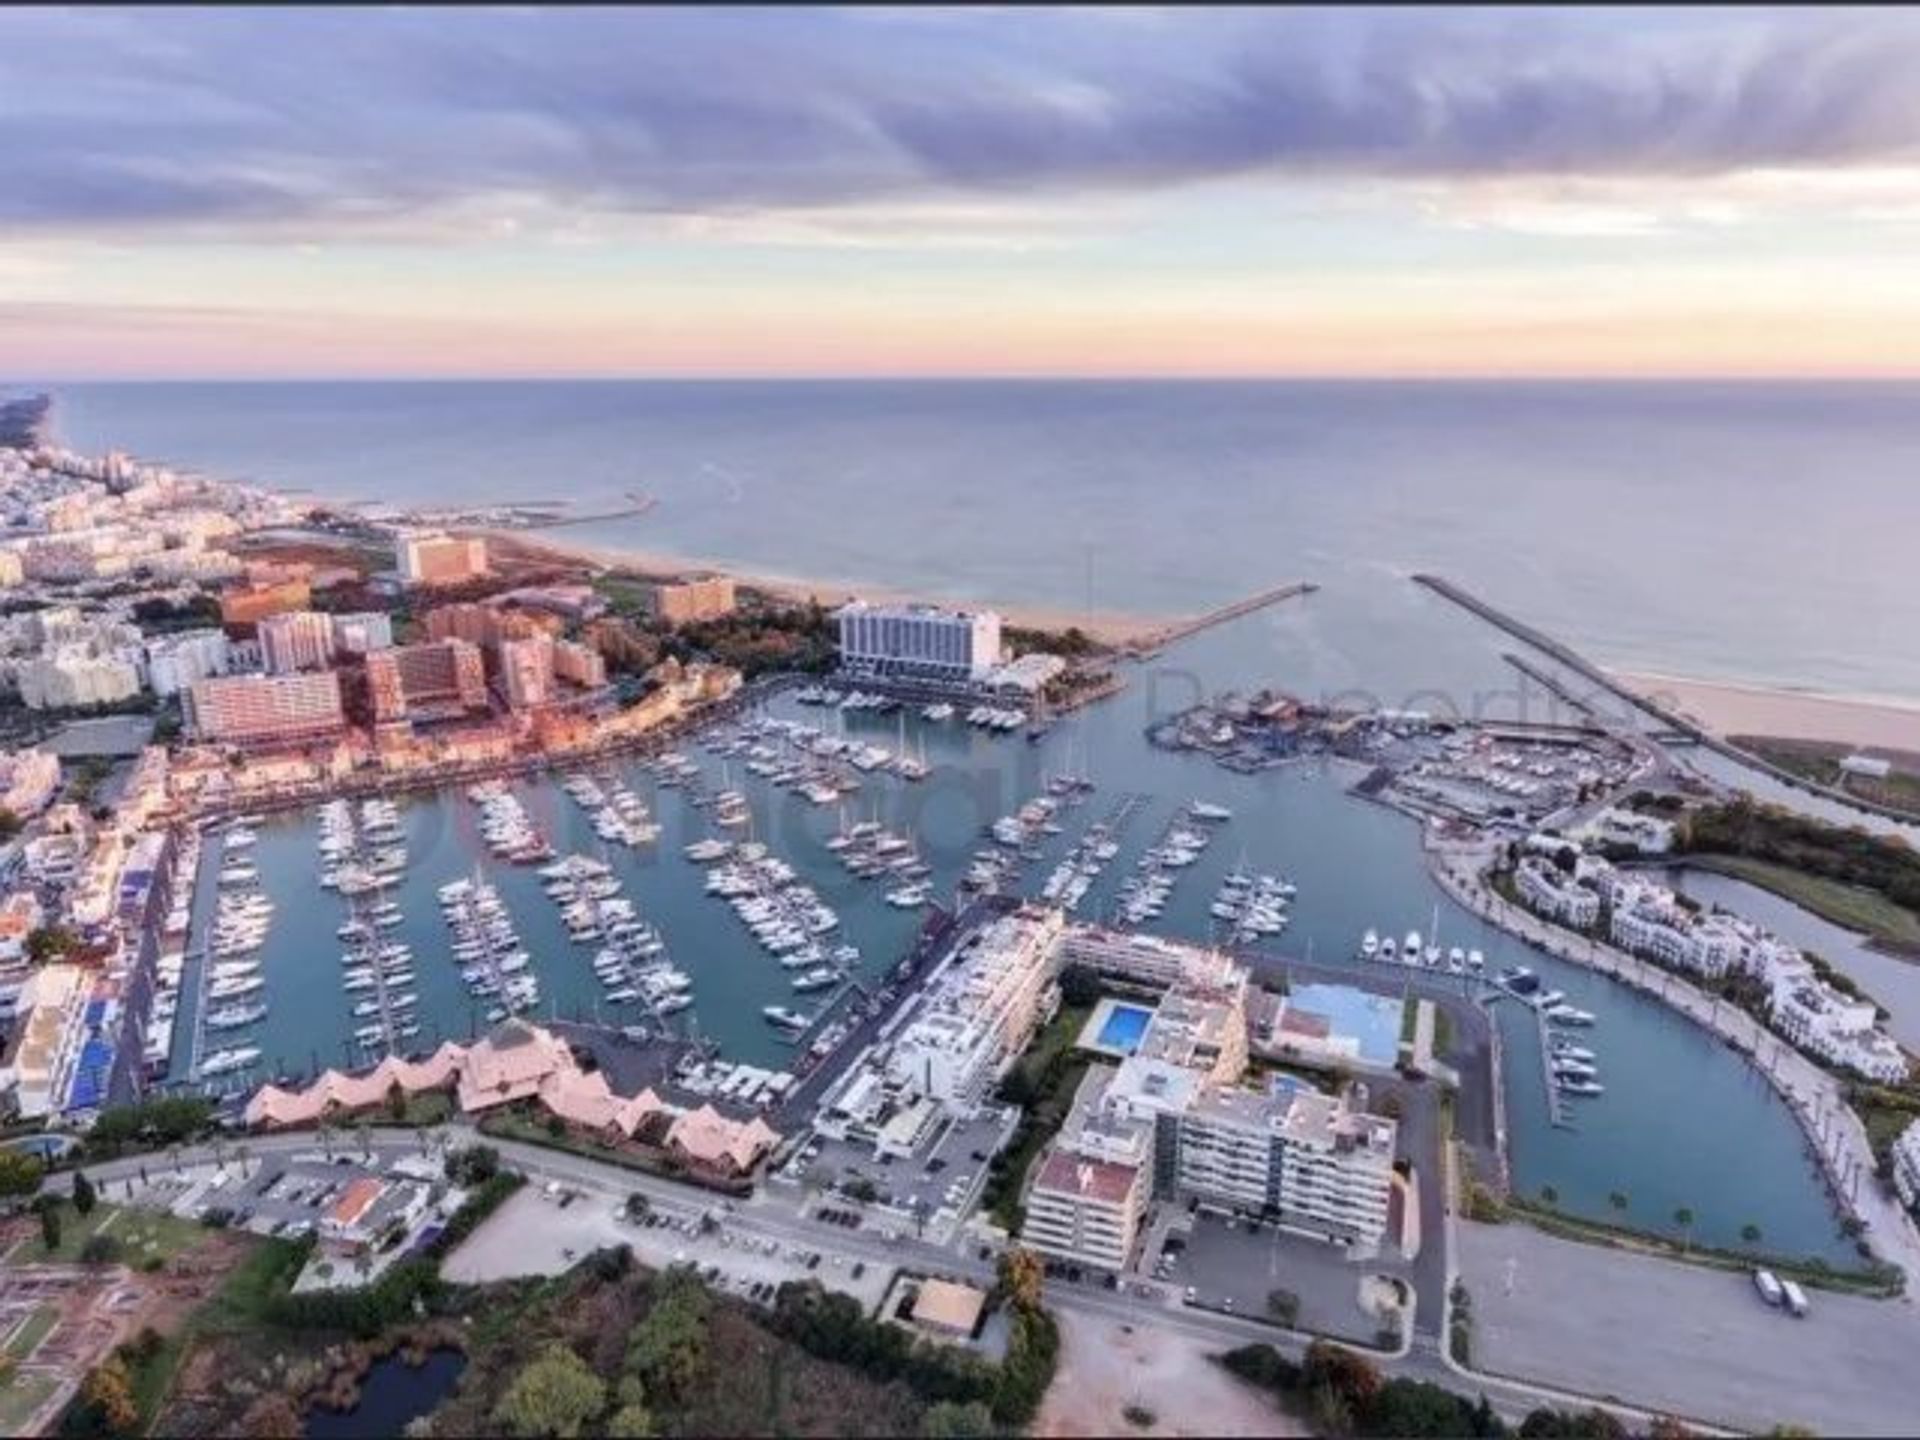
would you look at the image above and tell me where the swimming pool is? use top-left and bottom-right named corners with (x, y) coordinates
top-left (1095, 1003), bottom-right (1154, 1054)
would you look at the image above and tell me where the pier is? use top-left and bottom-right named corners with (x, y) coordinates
top-left (518, 491), bottom-right (659, 531)
top-left (1416, 573), bottom-right (1920, 828)
top-left (1118, 580), bottom-right (1317, 658)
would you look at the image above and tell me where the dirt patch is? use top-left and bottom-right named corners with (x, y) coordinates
top-left (1032, 1311), bottom-right (1305, 1438)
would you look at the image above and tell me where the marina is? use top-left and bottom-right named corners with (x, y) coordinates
top-left (149, 627), bottom-right (1863, 1265)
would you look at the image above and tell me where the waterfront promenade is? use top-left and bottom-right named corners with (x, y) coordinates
top-left (1425, 833), bottom-right (1920, 1289)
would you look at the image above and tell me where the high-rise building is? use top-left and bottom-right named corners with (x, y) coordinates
top-left (183, 671), bottom-right (345, 746)
top-left (649, 574), bottom-right (737, 625)
top-left (144, 628), bottom-right (231, 697)
top-left (552, 638), bottom-right (607, 689)
top-left (329, 611), bottom-right (394, 656)
top-left (836, 601), bottom-right (1002, 683)
top-left (398, 532), bottom-right (488, 587)
top-left (498, 635), bottom-right (555, 710)
top-left (257, 610), bottom-right (337, 674)
top-left (364, 639), bottom-right (488, 722)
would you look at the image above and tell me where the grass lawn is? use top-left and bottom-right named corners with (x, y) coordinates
top-left (1687, 854), bottom-right (1920, 949)
top-left (5, 1203), bottom-right (205, 1269)
top-left (3, 1304), bottom-right (57, 1359)
top-left (0, 1372), bottom-right (58, 1435)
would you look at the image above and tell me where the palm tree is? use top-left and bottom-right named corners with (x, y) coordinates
top-left (1539, 1185), bottom-right (1558, 1209)
top-left (1674, 1206), bottom-right (1695, 1254)
top-left (1608, 1190), bottom-right (1629, 1218)
top-left (1740, 1223), bottom-right (1762, 1249)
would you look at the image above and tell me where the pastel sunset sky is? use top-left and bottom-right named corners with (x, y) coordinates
top-left (7, 5), bottom-right (1920, 378)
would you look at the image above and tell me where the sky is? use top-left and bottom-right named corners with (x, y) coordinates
top-left (6, 5), bottom-right (1920, 379)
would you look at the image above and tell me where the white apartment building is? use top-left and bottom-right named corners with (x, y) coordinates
top-left (144, 628), bottom-right (231, 697)
top-left (1768, 978), bottom-right (1910, 1083)
top-left (1061, 926), bottom-right (1241, 991)
top-left (16, 647), bottom-right (142, 709)
top-left (1023, 1148), bottom-right (1148, 1271)
top-left (884, 905), bottom-right (1063, 1113)
top-left (1892, 1119), bottom-right (1920, 1213)
top-left (835, 601), bottom-right (1003, 683)
top-left (1515, 855), bottom-right (1602, 929)
top-left (1605, 880), bottom-right (1753, 979)
top-left (258, 610), bottom-right (339, 674)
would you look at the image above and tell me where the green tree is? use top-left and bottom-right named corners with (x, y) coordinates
top-left (79, 1234), bottom-right (122, 1266)
top-left (25, 925), bottom-right (78, 964)
top-left (1538, 1185), bottom-right (1558, 1208)
top-left (39, 1198), bottom-right (62, 1252)
top-left (0, 1148), bottom-right (42, 1201)
top-left (1301, 1340), bottom-right (1382, 1413)
top-left (493, 1343), bottom-right (607, 1439)
top-left (625, 1271), bottom-right (711, 1403)
top-left (606, 1403), bottom-right (655, 1439)
top-left (1606, 1190), bottom-right (1628, 1217)
top-left (922, 1400), bottom-right (999, 1437)
top-left (72, 1356), bottom-right (139, 1436)
top-left (1266, 1289), bottom-right (1301, 1327)
top-left (1741, 1223), bottom-right (1763, 1248)
top-left (0, 807), bottom-right (21, 840)
top-left (1518, 1406), bottom-right (1628, 1438)
top-left (997, 1246), bottom-right (1045, 1312)
top-left (72, 1169), bottom-right (97, 1216)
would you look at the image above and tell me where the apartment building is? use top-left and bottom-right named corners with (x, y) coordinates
top-left (885, 905), bottom-right (1064, 1113)
top-left (1769, 979), bottom-right (1909, 1083)
top-left (836, 600), bottom-right (1003, 683)
top-left (649, 574), bottom-right (737, 625)
top-left (258, 610), bottom-right (337, 674)
top-left (498, 635), bottom-right (555, 709)
top-left (1020, 1067), bottom-right (1152, 1271)
top-left (398, 532), bottom-right (488, 587)
top-left (1515, 855), bottom-right (1602, 930)
top-left (1893, 1120), bottom-right (1920, 1213)
top-left (184, 670), bottom-right (346, 746)
top-left (0, 749), bottom-right (60, 818)
top-left (144, 628), bottom-right (231, 697)
top-left (329, 610), bottom-right (394, 656)
top-left (552, 637), bottom-right (607, 688)
top-left (365, 639), bottom-right (488, 722)
top-left (16, 647), bottom-right (142, 709)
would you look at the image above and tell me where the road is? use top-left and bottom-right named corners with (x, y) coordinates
top-left (62, 1126), bottom-right (1729, 1432)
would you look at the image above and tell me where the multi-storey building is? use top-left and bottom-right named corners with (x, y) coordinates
top-left (144, 628), bottom-right (231, 697)
top-left (257, 610), bottom-right (338, 674)
top-left (1892, 1120), bottom-right (1920, 1213)
top-left (649, 574), bottom-right (737, 625)
top-left (329, 611), bottom-right (394, 656)
top-left (552, 638), bottom-right (607, 688)
top-left (16, 648), bottom-right (142, 709)
top-left (1768, 978), bottom-right (1909, 1083)
top-left (398, 532), bottom-right (488, 587)
top-left (1515, 855), bottom-right (1603, 929)
top-left (365, 639), bottom-right (488, 722)
top-left (836, 601), bottom-right (1003, 683)
top-left (0, 749), bottom-right (60, 818)
top-left (1023, 1150), bottom-right (1149, 1271)
top-left (498, 635), bottom-right (555, 710)
top-left (183, 671), bottom-right (346, 746)
top-left (884, 905), bottom-right (1064, 1113)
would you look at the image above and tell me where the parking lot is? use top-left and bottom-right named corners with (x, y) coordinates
top-left (443, 1185), bottom-right (896, 1312)
top-left (1160, 1210), bottom-right (1400, 1345)
top-left (113, 1150), bottom-right (439, 1244)
top-left (781, 1107), bottom-right (1016, 1236)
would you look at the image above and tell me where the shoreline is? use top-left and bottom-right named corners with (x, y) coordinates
top-left (479, 528), bottom-right (1164, 646)
top-left (1610, 669), bottom-right (1920, 753)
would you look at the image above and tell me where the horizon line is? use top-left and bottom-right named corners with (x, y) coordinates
top-left (16, 372), bottom-right (1920, 387)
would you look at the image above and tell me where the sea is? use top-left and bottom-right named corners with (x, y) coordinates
top-left (44, 378), bottom-right (1920, 706)
top-left (37, 378), bottom-right (1908, 1265)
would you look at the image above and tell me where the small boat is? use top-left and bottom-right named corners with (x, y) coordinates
top-left (1360, 929), bottom-right (1379, 960)
top-left (1189, 800), bottom-right (1233, 821)
top-left (762, 1005), bottom-right (810, 1030)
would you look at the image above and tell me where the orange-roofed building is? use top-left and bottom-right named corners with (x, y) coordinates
top-left (666, 1104), bottom-right (780, 1176)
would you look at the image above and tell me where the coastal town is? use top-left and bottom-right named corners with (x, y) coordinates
top-left (0, 413), bottom-right (1918, 1439)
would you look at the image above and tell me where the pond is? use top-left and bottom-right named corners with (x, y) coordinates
top-left (304, 1349), bottom-right (466, 1440)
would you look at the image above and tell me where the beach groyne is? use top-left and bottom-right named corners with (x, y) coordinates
top-left (1414, 574), bottom-right (1920, 828)
top-left (1119, 580), bottom-right (1317, 658)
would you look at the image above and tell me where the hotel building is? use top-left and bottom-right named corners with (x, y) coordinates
top-left (498, 635), bottom-right (555, 710)
top-left (329, 611), bottom-right (394, 656)
top-left (365, 639), bottom-right (489, 722)
top-left (649, 574), bottom-right (737, 625)
top-left (836, 601), bottom-right (1003, 683)
top-left (398, 532), bottom-right (488, 587)
top-left (184, 670), bottom-right (346, 746)
top-left (258, 610), bottom-right (338, 674)
top-left (144, 628), bottom-right (231, 697)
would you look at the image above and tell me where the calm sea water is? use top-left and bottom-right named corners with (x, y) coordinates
top-left (46, 379), bottom-right (1920, 703)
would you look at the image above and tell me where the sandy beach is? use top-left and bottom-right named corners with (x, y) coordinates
top-left (1612, 670), bottom-right (1920, 753)
top-left (481, 528), bottom-right (1168, 646)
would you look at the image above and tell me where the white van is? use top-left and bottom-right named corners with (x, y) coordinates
top-left (1753, 1269), bottom-right (1784, 1307)
top-left (1780, 1279), bottom-right (1810, 1318)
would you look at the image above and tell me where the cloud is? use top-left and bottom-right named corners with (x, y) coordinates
top-left (3, 6), bottom-right (1920, 239)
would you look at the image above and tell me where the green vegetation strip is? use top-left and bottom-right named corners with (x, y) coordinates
top-left (1685, 854), bottom-right (1920, 950)
top-left (981, 998), bottom-right (1095, 1230)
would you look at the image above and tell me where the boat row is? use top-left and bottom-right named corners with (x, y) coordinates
top-left (559, 770), bottom-right (662, 846)
top-left (469, 783), bottom-right (556, 864)
top-left (1359, 928), bottom-right (1486, 974)
top-left (1211, 864), bottom-right (1293, 945)
top-left (690, 841), bottom-right (857, 995)
top-left (438, 873), bottom-right (542, 1022)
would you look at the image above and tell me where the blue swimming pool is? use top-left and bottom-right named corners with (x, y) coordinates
top-left (1096, 1003), bottom-right (1154, 1054)
top-left (1290, 983), bottom-right (1404, 1065)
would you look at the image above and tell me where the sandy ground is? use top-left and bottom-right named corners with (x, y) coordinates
top-left (1032, 1311), bottom-right (1305, 1438)
top-left (1612, 670), bottom-right (1920, 752)
top-left (481, 529), bottom-right (1163, 645)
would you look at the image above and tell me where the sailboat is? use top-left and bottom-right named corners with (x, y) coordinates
top-left (894, 713), bottom-right (929, 781)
